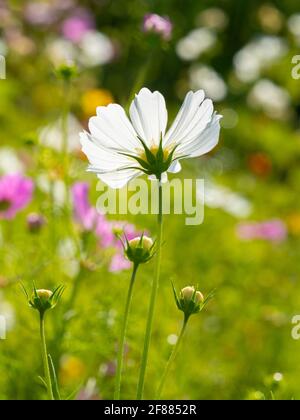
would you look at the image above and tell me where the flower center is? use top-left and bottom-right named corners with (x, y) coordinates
top-left (0, 199), bottom-right (11, 212)
top-left (138, 145), bottom-right (171, 163)
top-left (122, 137), bottom-right (178, 179)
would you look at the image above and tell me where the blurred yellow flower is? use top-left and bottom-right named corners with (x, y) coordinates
top-left (81, 89), bottom-right (114, 118)
top-left (286, 213), bottom-right (300, 236)
top-left (60, 355), bottom-right (86, 386)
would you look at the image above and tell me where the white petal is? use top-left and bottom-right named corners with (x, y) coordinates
top-left (129, 88), bottom-right (168, 147)
top-left (81, 132), bottom-right (142, 188)
top-left (80, 132), bottom-right (134, 172)
top-left (97, 168), bottom-right (142, 189)
top-left (168, 161), bottom-right (182, 173)
top-left (176, 113), bottom-right (221, 158)
top-left (164, 90), bottom-right (214, 147)
top-left (89, 104), bottom-right (140, 152)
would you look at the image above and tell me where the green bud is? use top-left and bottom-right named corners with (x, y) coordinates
top-left (173, 284), bottom-right (211, 320)
top-left (125, 235), bottom-right (155, 265)
top-left (23, 284), bottom-right (65, 316)
top-left (54, 63), bottom-right (78, 82)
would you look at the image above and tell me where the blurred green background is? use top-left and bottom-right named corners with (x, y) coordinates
top-left (1, 0), bottom-right (300, 400)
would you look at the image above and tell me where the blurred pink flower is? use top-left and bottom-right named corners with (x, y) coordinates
top-left (0, 174), bottom-right (34, 220)
top-left (236, 219), bottom-right (287, 242)
top-left (96, 219), bottom-right (141, 249)
top-left (109, 253), bottom-right (131, 273)
top-left (96, 215), bottom-right (115, 248)
top-left (24, 2), bottom-right (58, 25)
top-left (71, 182), bottom-right (97, 230)
top-left (71, 182), bottom-right (146, 272)
top-left (107, 223), bottom-right (144, 272)
top-left (143, 13), bottom-right (173, 40)
top-left (62, 9), bottom-right (95, 43)
top-left (24, 0), bottom-right (74, 25)
top-left (96, 220), bottom-right (143, 272)
top-left (113, 222), bottom-right (141, 247)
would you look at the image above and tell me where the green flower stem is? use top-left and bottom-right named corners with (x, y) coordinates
top-left (39, 314), bottom-right (54, 400)
top-left (114, 263), bottom-right (139, 400)
top-left (124, 49), bottom-right (156, 111)
top-left (137, 179), bottom-right (163, 400)
top-left (62, 81), bottom-right (71, 175)
top-left (156, 317), bottom-right (189, 399)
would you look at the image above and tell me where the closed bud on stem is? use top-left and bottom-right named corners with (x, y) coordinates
top-left (55, 62), bottom-right (78, 82)
top-left (173, 284), bottom-right (212, 321)
top-left (27, 213), bottom-right (46, 233)
top-left (124, 234), bottom-right (155, 265)
top-left (22, 284), bottom-right (65, 316)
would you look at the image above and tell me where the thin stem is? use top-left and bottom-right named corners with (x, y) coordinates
top-left (62, 81), bottom-right (71, 174)
top-left (156, 317), bottom-right (188, 399)
top-left (114, 263), bottom-right (139, 400)
top-left (124, 49), bottom-right (155, 111)
top-left (39, 314), bottom-right (54, 400)
top-left (137, 179), bottom-right (163, 400)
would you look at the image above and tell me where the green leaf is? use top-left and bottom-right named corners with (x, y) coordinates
top-left (48, 354), bottom-right (61, 401)
top-left (171, 282), bottom-right (181, 310)
top-left (37, 376), bottom-right (48, 390)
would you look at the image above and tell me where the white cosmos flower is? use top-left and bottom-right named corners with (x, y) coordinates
top-left (80, 87), bottom-right (222, 188)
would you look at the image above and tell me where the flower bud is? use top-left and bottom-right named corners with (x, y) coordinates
top-left (181, 286), bottom-right (195, 302)
top-left (23, 284), bottom-right (65, 316)
top-left (36, 289), bottom-right (53, 300)
top-left (173, 284), bottom-right (209, 320)
top-left (55, 62), bottom-right (78, 82)
top-left (27, 213), bottom-right (46, 233)
top-left (143, 14), bottom-right (173, 40)
top-left (125, 235), bottom-right (155, 265)
top-left (195, 291), bottom-right (204, 304)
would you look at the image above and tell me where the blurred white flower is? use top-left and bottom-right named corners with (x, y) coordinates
top-left (58, 238), bottom-right (80, 278)
top-left (176, 28), bottom-right (217, 61)
top-left (167, 334), bottom-right (178, 345)
top-left (0, 148), bottom-right (24, 174)
top-left (248, 79), bottom-right (291, 119)
top-left (189, 65), bottom-right (227, 102)
top-left (46, 38), bottom-right (76, 66)
top-left (78, 31), bottom-right (115, 66)
top-left (288, 14), bottom-right (300, 37)
top-left (234, 36), bottom-right (288, 82)
top-left (0, 39), bottom-right (7, 55)
top-left (203, 181), bottom-right (252, 218)
top-left (0, 293), bottom-right (15, 332)
top-left (273, 372), bottom-right (283, 382)
top-left (47, 31), bottom-right (114, 68)
top-left (37, 175), bottom-right (67, 207)
top-left (39, 114), bottom-right (82, 152)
